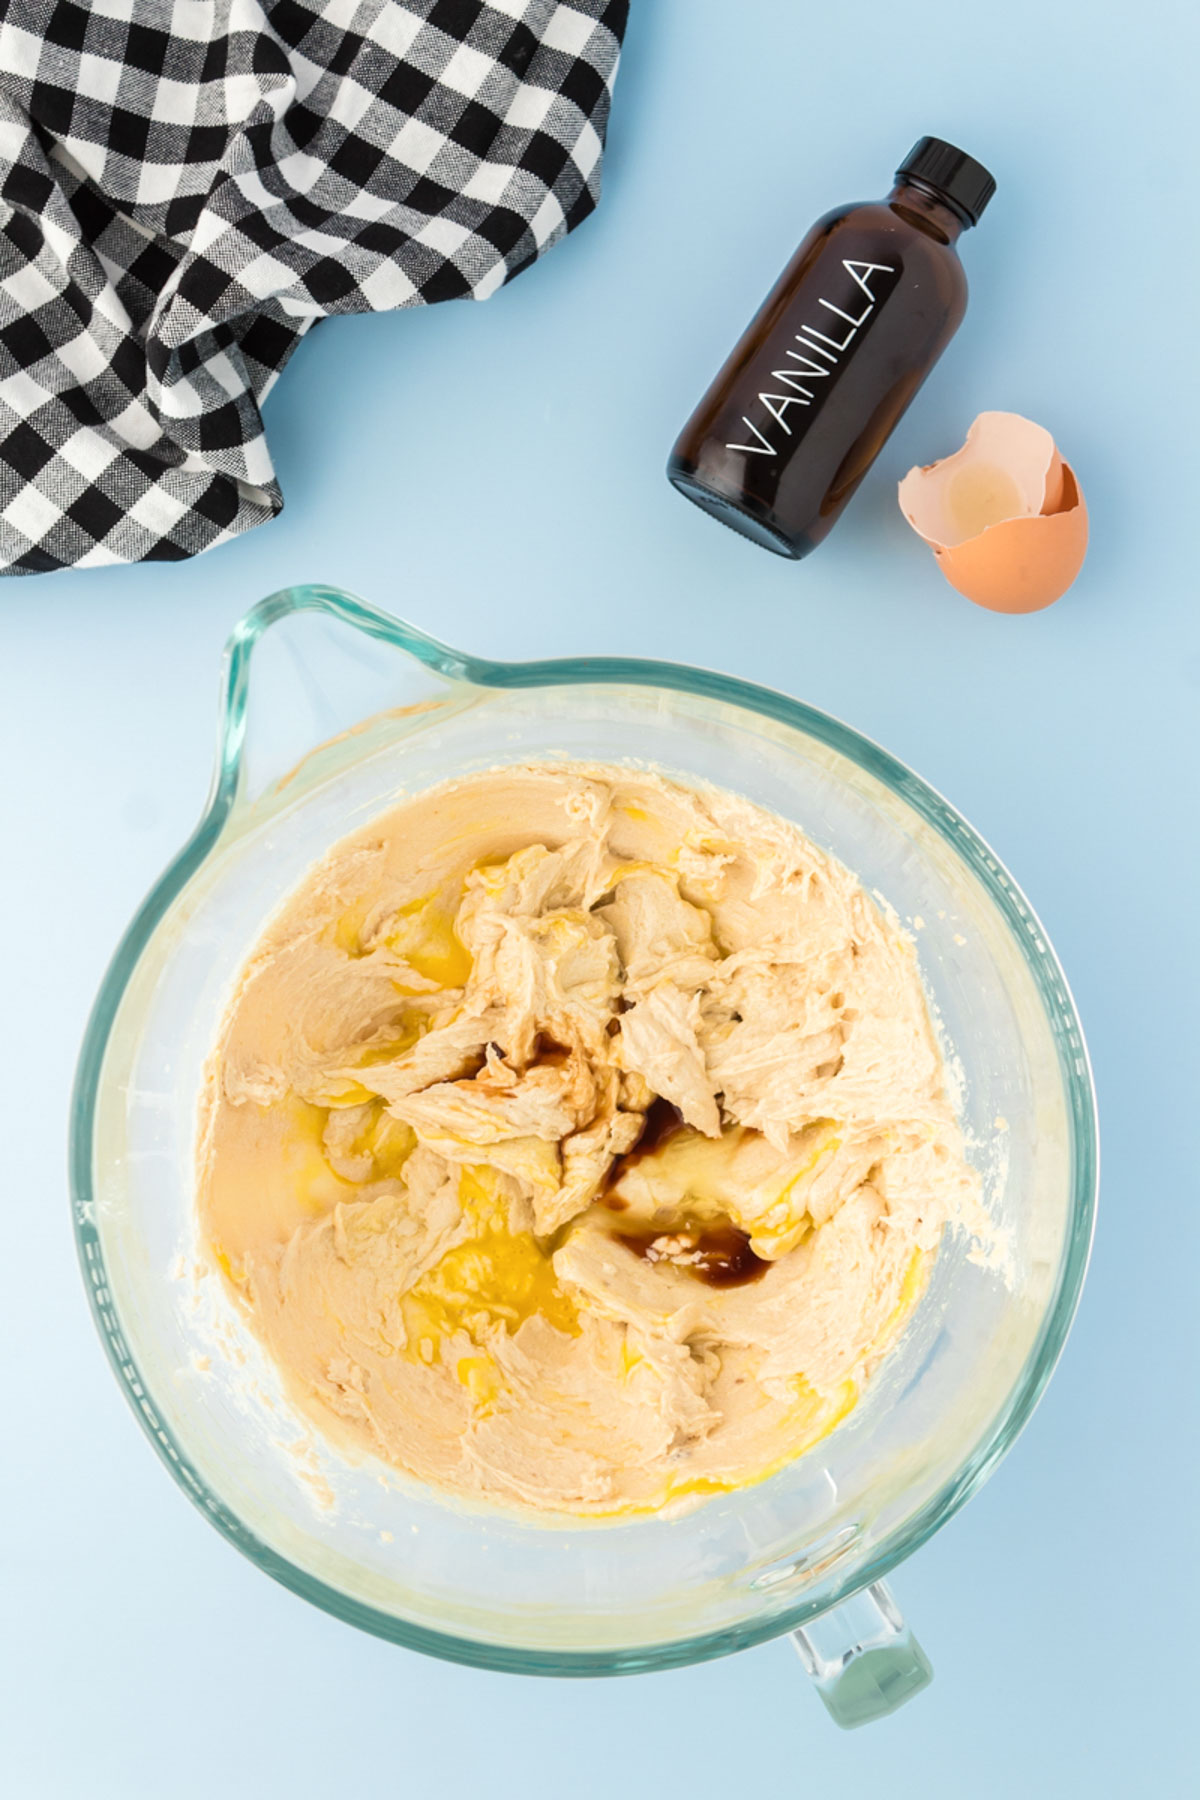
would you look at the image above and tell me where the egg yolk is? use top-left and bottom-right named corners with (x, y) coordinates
top-left (403, 1166), bottom-right (580, 1357)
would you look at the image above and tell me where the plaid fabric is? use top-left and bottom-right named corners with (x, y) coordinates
top-left (0, 0), bottom-right (627, 575)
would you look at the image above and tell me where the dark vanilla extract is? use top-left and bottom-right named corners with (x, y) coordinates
top-left (614, 1222), bottom-right (769, 1290)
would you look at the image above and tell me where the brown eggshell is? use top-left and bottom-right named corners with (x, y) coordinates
top-left (934, 463), bottom-right (1089, 613)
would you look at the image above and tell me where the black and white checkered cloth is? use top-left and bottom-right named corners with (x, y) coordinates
top-left (0, 0), bottom-right (627, 575)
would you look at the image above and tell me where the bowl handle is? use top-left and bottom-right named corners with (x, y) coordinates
top-left (791, 1580), bottom-right (933, 1728)
top-left (215, 585), bottom-right (479, 811)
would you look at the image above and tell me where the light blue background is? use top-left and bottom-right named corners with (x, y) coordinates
top-left (3, 1), bottom-right (1198, 1794)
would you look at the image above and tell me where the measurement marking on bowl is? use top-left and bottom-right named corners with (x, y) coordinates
top-left (751, 1525), bottom-right (861, 1591)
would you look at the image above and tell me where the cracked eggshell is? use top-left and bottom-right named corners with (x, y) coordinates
top-left (899, 411), bottom-right (1088, 613)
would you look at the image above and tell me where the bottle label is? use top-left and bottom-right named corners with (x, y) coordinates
top-left (724, 260), bottom-right (900, 459)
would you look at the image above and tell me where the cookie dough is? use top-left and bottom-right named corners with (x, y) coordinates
top-left (199, 764), bottom-right (981, 1515)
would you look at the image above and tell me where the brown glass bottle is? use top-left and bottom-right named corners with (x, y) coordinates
top-left (667, 138), bottom-right (995, 559)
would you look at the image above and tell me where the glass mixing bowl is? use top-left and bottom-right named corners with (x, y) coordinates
top-left (71, 585), bottom-right (1096, 1727)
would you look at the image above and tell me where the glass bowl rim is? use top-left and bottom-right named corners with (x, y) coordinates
top-left (69, 582), bottom-right (1098, 1676)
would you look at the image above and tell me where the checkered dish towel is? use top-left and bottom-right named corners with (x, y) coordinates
top-left (0, 0), bottom-right (627, 575)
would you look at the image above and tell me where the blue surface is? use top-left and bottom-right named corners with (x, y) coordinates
top-left (3, 2), bottom-right (1198, 1794)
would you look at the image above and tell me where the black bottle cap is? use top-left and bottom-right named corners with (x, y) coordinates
top-left (895, 137), bottom-right (995, 225)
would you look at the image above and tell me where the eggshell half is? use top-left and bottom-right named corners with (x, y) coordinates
top-left (898, 412), bottom-right (1088, 613)
top-left (934, 464), bottom-right (1088, 613)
